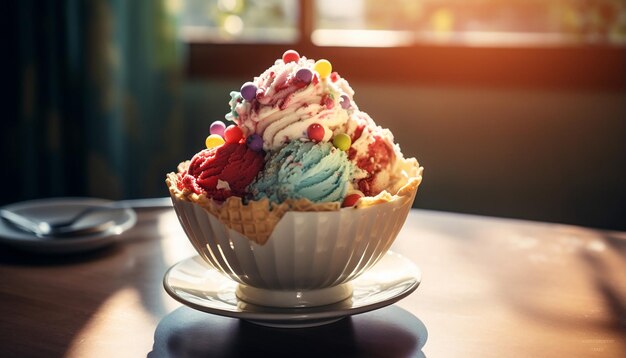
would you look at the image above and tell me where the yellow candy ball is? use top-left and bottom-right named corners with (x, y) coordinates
top-left (205, 134), bottom-right (225, 149)
top-left (332, 133), bottom-right (351, 151)
top-left (314, 59), bottom-right (332, 79)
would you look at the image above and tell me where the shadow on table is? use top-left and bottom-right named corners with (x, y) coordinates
top-left (0, 242), bottom-right (122, 266)
top-left (149, 305), bottom-right (427, 358)
top-left (581, 233), bottom-right (626, 335)
top-left (0, 209), bottom-right (171, 357)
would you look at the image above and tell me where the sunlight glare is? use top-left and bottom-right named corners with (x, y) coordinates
top-left (69, 288), bottom-right (157, 357)
top-left (431, 8), bottom-right (454, 33)
top-left (157, 212), bottom-right (195, 265)
top-left (218, 0), bottom-right (240, 13)
top-left (312, 29), bottom-right (413, 47)
top-left (223, 15), bottom-right (244, 36)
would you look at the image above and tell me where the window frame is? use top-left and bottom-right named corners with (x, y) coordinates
top-left (183, 0), bottom-right (626, 90)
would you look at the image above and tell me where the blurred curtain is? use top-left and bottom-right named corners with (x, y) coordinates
top-left (2, 0), bottom-right (184, 205)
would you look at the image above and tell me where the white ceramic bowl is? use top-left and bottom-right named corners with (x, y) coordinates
top-left (170, 187), bottom-right (416, 307)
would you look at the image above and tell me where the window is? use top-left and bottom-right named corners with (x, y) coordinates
top-left (179, 0), bottom-right (299, 43)
top-left (313, 0), bottom-right (626, 47)
top-left (178, 0), bottom-right (626, 89)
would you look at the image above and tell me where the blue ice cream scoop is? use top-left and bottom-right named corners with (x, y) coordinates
top-left (249, 141), bottom-right (354, 204)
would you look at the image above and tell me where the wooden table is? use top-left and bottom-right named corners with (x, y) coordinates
top-left (1, 209), bottom-right (624, 357)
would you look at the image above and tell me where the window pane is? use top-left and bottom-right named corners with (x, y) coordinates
top-left (313, 0), bottom-right (626, 47)
top-left (179, 0), bottom-right (299, 43)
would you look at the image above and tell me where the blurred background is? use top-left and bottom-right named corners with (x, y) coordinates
top-left (3, 0), bottom-right (625, 230)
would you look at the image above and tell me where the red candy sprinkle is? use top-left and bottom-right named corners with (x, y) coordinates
top-left (330, 72), bottom-right (339, 82)
top-left (282, 50), bottom-right (300, 63)
top-left (307, 123), bottom-right (325, 142)
top-left (224, 125), bottom-right (243, 143)
top-left (342, 194), bottom-right (362, 207)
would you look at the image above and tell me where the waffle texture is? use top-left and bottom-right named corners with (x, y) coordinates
top-left (166, 157), bottom-right (422, 244)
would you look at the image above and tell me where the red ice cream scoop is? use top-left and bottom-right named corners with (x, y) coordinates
top-left (348, 124), bottom-right (396, 197)
top-left (355, 136), bottom-right (395, 196)
top-left (178, 142), bottom-right (265, 201)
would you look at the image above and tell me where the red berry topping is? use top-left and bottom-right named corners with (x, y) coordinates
top-left (322, 94), bottom-right (334, 109)
top-left (307, 123), bottom-right (325, 142)
top-left (342, 194), bottom-right (362, 207)
top-left (330, 72), bottom-right (339, 82)
top-left (224, 125), bottom-right (243, 143)
top-left (282, 50), bottom-right (300, 63)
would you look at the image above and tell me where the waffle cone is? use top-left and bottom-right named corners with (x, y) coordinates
top-left (166, 157), bottom-right (422, 245)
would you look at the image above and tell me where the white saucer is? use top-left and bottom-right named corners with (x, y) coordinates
top-left (163, 251), bottom-right (421, 328)
top-left (0, 197), bottom-right (137, 254)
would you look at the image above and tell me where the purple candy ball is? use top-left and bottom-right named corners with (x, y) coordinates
top-left (340, 94), bottom-right (351, 109)
top-left (246, 134), bottom-right (263, 151)
top-left (209, 121), bottom-right (226, 137)
top-left (240, 82), bottom-right (257, 102)
top-left (295, 68), bottom-right (313, 84)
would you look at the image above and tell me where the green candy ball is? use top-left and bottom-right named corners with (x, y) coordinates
top-left (332, 133), bottom-right (351, 151)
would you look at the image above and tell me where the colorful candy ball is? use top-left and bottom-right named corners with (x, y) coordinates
top-left (240, 82), bottom-right (257, 102)
top-left (307, 123), bottom-right (325, 142)
top-left (342, 193), bottom-right (362, 207)
top-left (313, 59), bottom-right (332, 79)
top-left (295, 68), bottom-right (313, 83)
top-left (340, 94), bottom-right (351, 109)
top-left (224, 125), bottom-right (243, 143)
top-left (246, 133), bottom-right (263, 151)
top-left (209, 120), bottom-right (226, 137)
top-left (332, 133), bottom-right (351, 151)
top-left (205, 134), bottom-right (225, 149)
top-left (282, 50), bottom-right (300, 63)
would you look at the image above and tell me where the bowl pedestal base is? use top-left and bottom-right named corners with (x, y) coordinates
top-left (236, 282), bottom-right (353, 308)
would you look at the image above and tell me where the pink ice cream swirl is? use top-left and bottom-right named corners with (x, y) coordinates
top-left (225, 53), bottom-right (406, 197)
top-left (227, 57), bottom-right (356, 151)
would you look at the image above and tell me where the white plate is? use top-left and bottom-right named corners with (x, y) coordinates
top-left (163, 251), bottom-right (421, 328)
top-left (0, 197), bottom-right (137, 254)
